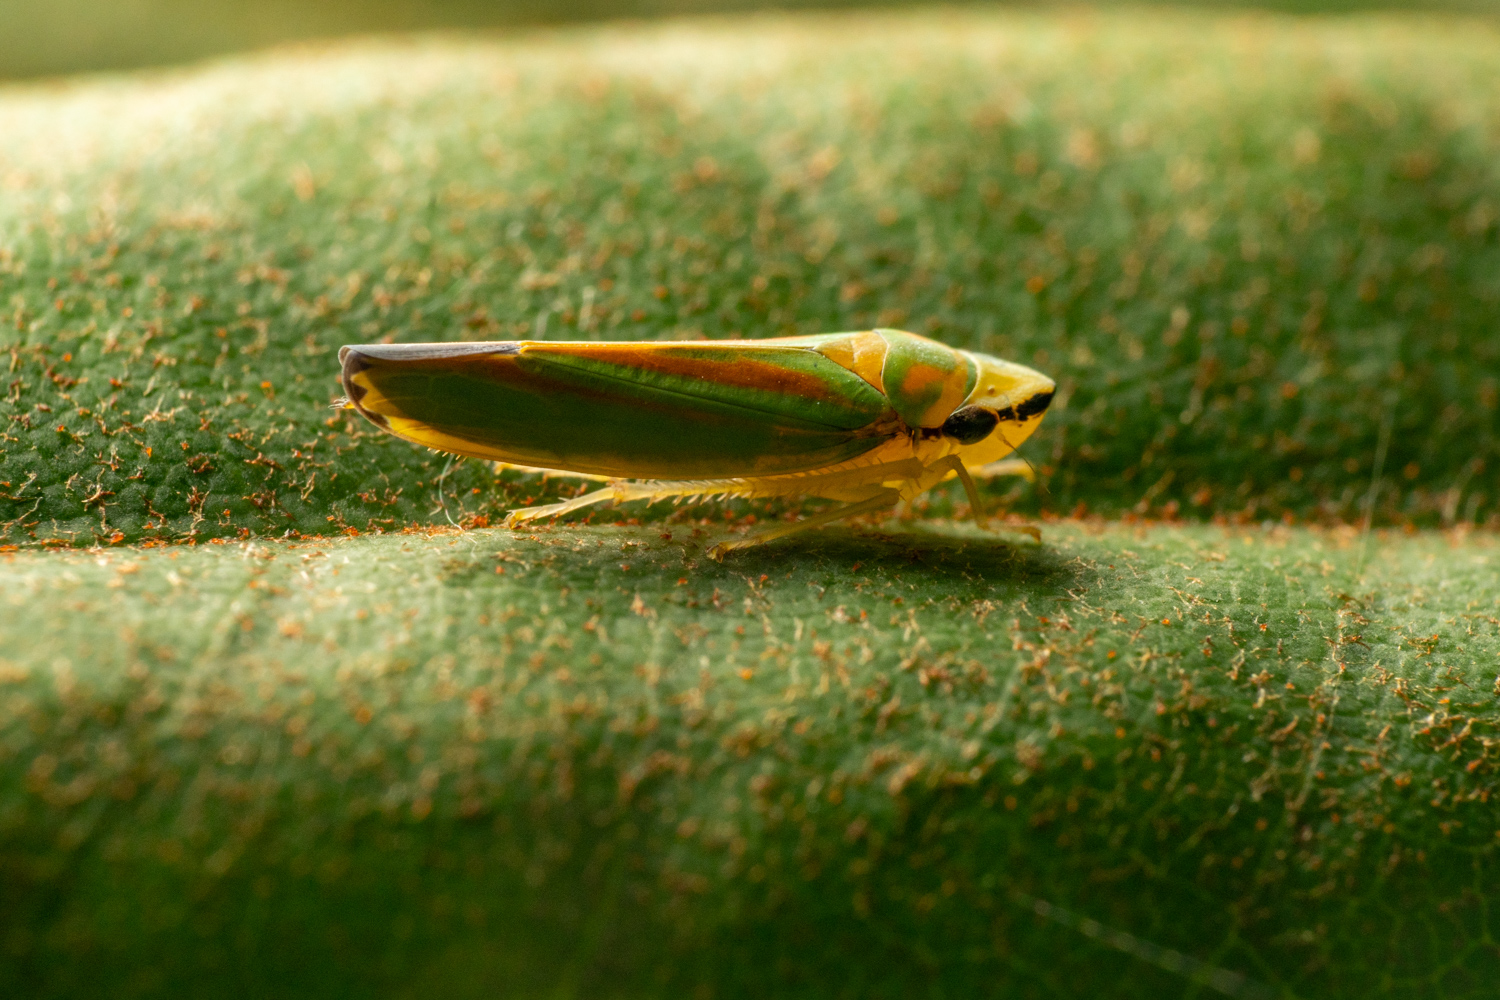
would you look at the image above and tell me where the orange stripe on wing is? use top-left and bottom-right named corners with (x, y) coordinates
top-left (529, 342), bottom-right (856, 406)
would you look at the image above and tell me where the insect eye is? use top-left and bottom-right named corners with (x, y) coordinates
top-left (941, 405), bottom-right (998, 445)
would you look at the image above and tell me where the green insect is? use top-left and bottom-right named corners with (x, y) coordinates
top-left (339, 328), bottom-right (1054, 558)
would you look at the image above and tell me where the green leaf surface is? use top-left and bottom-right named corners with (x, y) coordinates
top-left (1, 521), bottom-right (1496, 996)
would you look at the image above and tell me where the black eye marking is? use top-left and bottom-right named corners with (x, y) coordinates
top-left (1015, 390), bottom-right (1054, 420)
top-left (941, 405), bottom-right (999, 445)
top-left (994, 390), bottom-right (1055, 423)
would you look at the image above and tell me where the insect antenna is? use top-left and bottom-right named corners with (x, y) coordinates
top-left (998, 428), bottom-right (1049, 497)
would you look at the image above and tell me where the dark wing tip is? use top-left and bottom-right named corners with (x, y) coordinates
top-left (340, 345), bottom-right (371, 378)
top-left (341, 343), bottom-right (524, 432)
top-left (339, 349), bottom-right (370, 408)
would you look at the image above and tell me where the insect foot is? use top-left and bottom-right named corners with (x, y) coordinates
top-left (706, 539), bottom-right (753, 562)
top-left (501, 504), bottom-right (563, 528)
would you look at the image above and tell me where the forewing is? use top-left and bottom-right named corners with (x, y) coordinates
top-left (340, 341), bottom-right (896, 479)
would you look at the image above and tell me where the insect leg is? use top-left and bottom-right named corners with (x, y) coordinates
top-left (502, 475), bottom-right (744, 527)
top-left (969, 457), bottom-right (1033, 480)
top-left (929, 455), bottom-right (988, 529)
top-left (503, 486), bottom-right (618, 527)
top-left (926, 455), bottom-right (1039, 540)
top-left (490, 461), bottom-right (612, 483)
top-left (708, 488), bottom-right (902, 561)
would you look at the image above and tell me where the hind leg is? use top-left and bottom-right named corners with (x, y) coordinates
top-left (503, 475), bottom-right (754, 527)
top-left (503, 486), bottom-right (618, 527)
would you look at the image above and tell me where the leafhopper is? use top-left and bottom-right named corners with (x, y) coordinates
top-left (338, 329), bottom-right (1054, 557)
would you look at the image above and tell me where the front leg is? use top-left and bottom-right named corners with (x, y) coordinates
top-left (928, 455), bottom-right (1041, 542)
top-left (929, 454), bottom-right (988, 528)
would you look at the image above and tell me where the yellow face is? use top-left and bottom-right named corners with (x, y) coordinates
top-left (940, 352), bottom-right (1056, 466)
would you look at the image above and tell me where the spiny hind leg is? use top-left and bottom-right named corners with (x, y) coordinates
top-left (491, 461), bottom-right (612, 483)
top-left (708, 489), bottom-right (901, 561)
top-left (503, 486), bottom-right (618, 527)
top-left (503, 477), bottom-right (753, 528)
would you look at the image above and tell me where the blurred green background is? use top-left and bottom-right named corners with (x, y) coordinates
top-left (3, 0), bottom-right (1500, 80)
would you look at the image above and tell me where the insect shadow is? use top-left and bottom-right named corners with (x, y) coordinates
top-left (706, 523), bottom-right (1081, 591)
top-left (439, 522), bottom-right (1082, 610)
